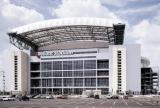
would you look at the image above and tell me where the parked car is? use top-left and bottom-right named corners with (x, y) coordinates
top-left (94, 94), bottom-right (100, 99)
top-left (57, 95), bottom-right (68, 99)
top-left (46, 95), bottom-right (54, 99)
top-left (33, 94), bottom-right (41, 99)
top-left (106, 95), bottom-right (119, 99)
top-left (19, 96), bottom-right (29, 101)
top-left (0, 97), bottom-right (3, 101)
top-left (27, 94), bottom-right (36, 98)
top-left (106, 94), bottom-right (112, 99)
top-left (2, 97), bottom-right (15, 101)
top-left (123, 95), bottom-right (128, 99)
top-left (111, 95), bottom-right (119, 99)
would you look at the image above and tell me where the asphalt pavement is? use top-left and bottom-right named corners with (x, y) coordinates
top-left (0, 97), bottom-right (160, 108)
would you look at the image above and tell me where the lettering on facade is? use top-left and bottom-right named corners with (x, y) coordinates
top-left (38, 50), bottom-right (73, 56)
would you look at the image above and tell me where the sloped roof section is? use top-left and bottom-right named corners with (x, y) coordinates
top-left (8, 18), bottom-right (125, 51)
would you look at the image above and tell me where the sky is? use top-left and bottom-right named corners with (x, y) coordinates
top-left (0, 0), bottom-right (160, 91)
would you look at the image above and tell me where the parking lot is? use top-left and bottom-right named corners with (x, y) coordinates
top-left (0, 97), bottom-right (160, 108)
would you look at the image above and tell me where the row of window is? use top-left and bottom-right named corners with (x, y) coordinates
top-left (14, 56), bottom-right (18, 90)
top-left (31, 78), bottom-right (109, 87)
top-left (31, 60), bottom-right (109, 71)
top-left (30, 88), bottom-right (109, 95)
top-left (117, 51), bottom-right (122, 92)
top-left (31, 70), bottom-right (109, 77)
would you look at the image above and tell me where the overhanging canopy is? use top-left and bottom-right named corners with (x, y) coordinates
top-left (8, 18), bottom-right (125, 51)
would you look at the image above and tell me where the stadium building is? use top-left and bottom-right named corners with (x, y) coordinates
top-left (8, 18), bottom-right (157, 95)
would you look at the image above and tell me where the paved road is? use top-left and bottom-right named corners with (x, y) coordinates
top-left (0, 98), bottom-right (160, 108)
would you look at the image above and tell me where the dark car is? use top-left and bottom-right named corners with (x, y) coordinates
top-left (111, 95), bottom-right (119, 99)
top-left (57, 95), bottom-right (68, 99)
top-left (94, 95), bottom-right (100, 99)
top-left (19, 96), bottom-right (29, 101)
top-left (123, 95), bottom-right (128, 99)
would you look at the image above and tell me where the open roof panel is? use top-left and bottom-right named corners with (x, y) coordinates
top-left (8, 18), bottom-right (125, 51)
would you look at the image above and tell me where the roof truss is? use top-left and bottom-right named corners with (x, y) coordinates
top-left (8, 24), bottom-right (125, 51)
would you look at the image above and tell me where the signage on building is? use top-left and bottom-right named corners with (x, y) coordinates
top-left (38, 50), bottom-right (73, 56)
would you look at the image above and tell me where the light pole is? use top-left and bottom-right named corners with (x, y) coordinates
top-left (0, 70), bottom-right (5, 95)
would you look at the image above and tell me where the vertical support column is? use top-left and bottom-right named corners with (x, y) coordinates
top-left (72, 61), bottom-right (74, 95)
top-left (40, 62), bottom-right (42, 94)
top-left (96, 59), bottom-right (97, 90)
top-left (83, 59), bottom-right (85, 94)
top-left (62, 61), bottom-right (64, 95)
top-left (51, 61), bottom-right (53, 95)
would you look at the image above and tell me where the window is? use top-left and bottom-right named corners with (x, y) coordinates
top-left (117, 64), bottom-right (121, 67)
top-left (14, 56), bottom-right (17, 60)
top-left (31, 79), bottom-right (41, 87)
top-left (63, 71), bottom-right (72, 77)
top-left (31, 62), bottom-right (40, 71)
top-left (97, 70), bottom-right (109, 76)
top-left (31, 72), bottom-right (40, 77)
top-left (42, 79), bottom-right (52, 87)
top-left (74, 78), bottom-right (83, 86)
top-left (118, 62), bottom-right (121, 64)
top-left (53, 71), bottom-right (62, 77)
top-left (98, 88), bottom-right (108, 95)
top-left (97, 60), bottom-right (109, 69)
top-left (73, 71), bottom-right (83, 77)
top-left (41, 62), bottom-right (52, 70)
top-left (84, 60), bottom-right (96, 69)
top-left (85, 78), bottom-right (96, 86)
top-left (63, 61), bottom-right (72, 70)
top-left (53, 78), bottom-right (62, 87)
top-left (118, 73), bottom-right (121, 75)
top-left (41, 72), bottom-right (52, 77)
top-left (117, 51), bottom-right (121, 53)
top-left (63, 78), bottom-right (73, 86)
top-left (98, 78), bottom-right (108, 86)
top-left (73, 60), bottom-right (83, 70)
top-left (84, 70), bottom-right (96, 76)
top-left (53, 61), bottom-right (62, 70)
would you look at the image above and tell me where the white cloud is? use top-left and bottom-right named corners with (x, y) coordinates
top-left (52, 0), bottom-right (123, 23)
top-left (130, 20), bottom-right (150, 38)
top-left (1, 4), bottom-right (44, 23)
top-left (0, 1), bottom-right (44, 26)
top-left (0, 0), bottom-right (44, 91)
top-left (130, 19), bottom-right (160, 67)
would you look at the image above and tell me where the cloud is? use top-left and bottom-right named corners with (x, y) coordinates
top-left (130, 19), bottom-right (160, 67)
top-left (153, 11), bottom-right (160, 24)
top-left (0, 1), bottom-right (44, 28)
top-left (116, 3), bottom-right (160, 14)
top-left (52, 0), bottom-right (123, 23)
top-left (1, 4), bottom-right (44, 24)
top-left (0, 0), bottom-right (44, 90)
top-left (100, 0), bottom-right (138, 7)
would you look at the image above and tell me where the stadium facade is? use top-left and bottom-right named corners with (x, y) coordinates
top-left (8, 18), bottom-right (158, 95)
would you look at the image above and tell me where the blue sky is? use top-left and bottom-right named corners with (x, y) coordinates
top-left (0, 0), bottom-right (160, 90)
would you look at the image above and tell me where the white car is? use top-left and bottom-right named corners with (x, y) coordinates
top-left (46, 95), bottom-right (54, 99)
top-left (2, 97), bottom-right (15, 101)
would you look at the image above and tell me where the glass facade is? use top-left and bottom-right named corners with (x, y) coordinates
top-left (30, 59), bottom-right (109, 95)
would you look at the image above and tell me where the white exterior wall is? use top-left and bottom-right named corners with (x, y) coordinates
top-left (109, 45), bottom-right (127, 94)
top-left (126, 44), bottom-right (141, 93)
top-left (109, 45), bottom-right (141, 94)
top-left (11, 44), bottom-right (141, 95)
top-left (11, 51), bottom-right (29, 94)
